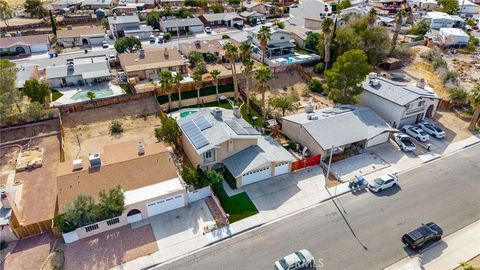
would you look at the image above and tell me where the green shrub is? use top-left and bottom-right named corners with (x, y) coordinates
top-left (313, 63), bottom-right (325, 74)
top-left (51, 89), bottom-right (63, 101)
top-left (308, 79), bottom-right (323, 93)
top-left (222, 34), bottom-right (230, 39)
top-left (110, 120), bottom-right (123, 134)
top-left (448, 88), bottom-right (467, 101)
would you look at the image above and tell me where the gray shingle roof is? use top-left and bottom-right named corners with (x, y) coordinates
top-left (361, 77), bottom-right (439, 106)
top-left (201, 13), bottom-right (242, 22)
top-left (108, 15), bottom-right (140, 24)
top-left (282, 106), bottom-right (396, 150)
top-left (160, 18), bottom-right (203, 28)
top-left (45, 60), bottom-right (110, 79)
top-left (223, 136), bottom-right (293, 177)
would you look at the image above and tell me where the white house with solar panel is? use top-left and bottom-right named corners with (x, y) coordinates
top-left (177, 108), bottom-right (294, 188)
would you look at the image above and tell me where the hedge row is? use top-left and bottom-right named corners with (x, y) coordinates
top-left (157, 84), bottom-right (233, 104)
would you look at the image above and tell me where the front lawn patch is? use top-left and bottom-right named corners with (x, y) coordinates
top-left (51, 90), bottom-right (63, 101)
top-left (215, 187), bottom-right (258, 223)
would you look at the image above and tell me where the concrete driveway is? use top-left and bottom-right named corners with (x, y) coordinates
top-left (148, 200), bottom-right (215, 262)
top-left (241, 166), bottom-right (327, 221)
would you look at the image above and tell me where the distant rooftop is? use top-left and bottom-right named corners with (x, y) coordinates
top-left (108, 14), bottom-right (140, 24)
top-left (0, 34), bottom-right (49, 48)
top-left (160, 18), bottom-right (203, 28)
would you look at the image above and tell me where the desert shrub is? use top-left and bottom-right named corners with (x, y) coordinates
top-left (308, 79), bottom-right (323, 93)
top-left (110, 120), bottom-right (123, 134)
top-left (448, 88), bottom-right (468, 101)
top-left (391, 45), bottom-right (413, 61)
top-left (313, 62), bottom-right (325, 74)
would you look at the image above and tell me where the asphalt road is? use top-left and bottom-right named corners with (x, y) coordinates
top-left (156, 145), bottom-right (480, 270)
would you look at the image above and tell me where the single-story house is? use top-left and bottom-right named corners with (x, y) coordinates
top-left (56, 26), bottom-right (106, 47)
top-left (158, 0), bottom-right (185, 6)
top-left (178, 108), bottom-right (294, 187)
top-left (199, 12), bottom-right (244, 28)
top-left (120, 0), bottom-right (155, 8)
top-left (118, 48), bottom-right (187, 81)
top-left (284, 24), bottom-right (320, 49)
top-left (459, 0), bottom-right (479, 16)
top-left (123, 25), bottom-right (153, 40)
top-left (424, 12), bottom-right (455, 29)
top-left (160, 18), bottom-right (204, 34)
top-left (45, 59), bottom-right (111, 88)
top-left (242, 1), bottom-right (270, 14)
top-left (56, 141), bottom-right (188, 241)
top-left (281, 105), bottom-right (396, 159)
top-left (239, 11), bottom-right (265, 23)
top-left (359, 73), bottom-right (440, 128)
top-left (438, 28), bottom-right (469, 47)
top-left (304, 16), bottom-right (323, 30)
top-left (108, 14), bottom-right (141, 38)
top-left (81, 0), bottom-right (116, 9)
top-left (179, 39), bottom-right (239, 62)
top-left (0, 34), bottom-right (50, 55)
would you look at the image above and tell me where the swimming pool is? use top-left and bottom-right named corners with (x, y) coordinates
top-left (179, 110), bottom-right (198, 118)
top-left (71, 88), bottom-right (115, 101)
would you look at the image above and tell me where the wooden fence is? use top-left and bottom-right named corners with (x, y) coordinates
top-left (291, 154), bottom-right (321, 172)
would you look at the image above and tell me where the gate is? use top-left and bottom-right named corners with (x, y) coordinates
top-left (291, 155), bottom-right (321, 172)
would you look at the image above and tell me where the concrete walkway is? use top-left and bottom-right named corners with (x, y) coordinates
top-left (385, 219), bottom-right (480, 270)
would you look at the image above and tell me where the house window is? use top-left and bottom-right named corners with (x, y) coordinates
top-left (280, 36), bottom-right (285, 40)
top-left (405, 103), bottom-right (411, 110)
top-left (204, 150), bottom-right (214, 163)
top-left (418, 100), bottom-right (426, 107)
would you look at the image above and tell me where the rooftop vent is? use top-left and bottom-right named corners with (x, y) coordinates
top-left (211, 107), bottom-right (222, 119)
top-left (1, 191), bottom-right (10, 209)
top-left (416, 78), bottom-right (426, 89)
top-left (233, 105), bottom-right (241, 118)
top-left (307, 112), bottom-right (318, 120)
top-left (368, 72), bottom-right (380, 87)
top-left (67, 62), bottom-right (74, 71)
top-left (139, 48), bottom-right (145, 58)
top-left (138, 141), bottom-right (145, 155)
top-left (72, 159), bottom-right (83, 170)
top-left (88, 153), bottom-right (102, 168)
top-left (305, 102), bottom-right (314, 113)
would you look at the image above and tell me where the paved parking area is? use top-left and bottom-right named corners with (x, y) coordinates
top-left (1, 232), bottom-right (55, 270)
top-left (329, 152), bottom-right (390, 182)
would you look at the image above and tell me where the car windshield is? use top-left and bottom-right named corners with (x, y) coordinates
top-left (295, 252), bottom-right (306, 263)
top-left (279, 259), bottom-right (289, 269)
top-left (419, 130), bottom-right (428, 136)
top-left (374, 178), bottom-right (385, 185)
top-left (431, 125), bottom-right (442, 132)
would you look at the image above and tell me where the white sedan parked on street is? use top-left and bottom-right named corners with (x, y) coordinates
top-left (275, 249), bottom-right (315, 270)
top-left (393, 133), bottom-right (416, 152)
top-left (418, 121), bottom-right (445, 139)
top-left (401, 125), bottom-right (430, 142)
top-left (368, 174), bottom-right (399, 192)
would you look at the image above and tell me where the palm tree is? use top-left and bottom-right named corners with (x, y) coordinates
top-left (193, 73), bottom-right (203, 104)
top-left (87, 91), bottom-right (95, 102)
top-left (209, 69), bottom-right (221, 102)
top-left (468, 84), bottom-right (480, 131)
top-left (389, 10), bottom-right (407, 56)
top-left (254, 64), bottom-right (273, 120)
top-left (367, 8), bottom-right (377, 30)
top-left (242, 58), bottom-right (254, 112)
top-left (173, 72), bottom-right (184, 109)
top-left (322, 17), bottom-right (334, 70)
top-left (223, 42), bottom-right (239, 101)
top-left (239, 40), bottom-right (252, 62)
top-left (159, 70), bottom-right (174, 110)
top-left (257, 25), bottom-right (271, 64)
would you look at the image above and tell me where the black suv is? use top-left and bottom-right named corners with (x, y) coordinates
top-left (402, 222), bottom-right (443, 251)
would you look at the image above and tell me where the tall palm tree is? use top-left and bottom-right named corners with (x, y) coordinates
top-left (239, 40), bottom-right (252, 62)
top-left (367, 8), bottom-right (377, 30)
top-left (209, 69), bottom-right (221, 102)
top-left (257, 25), bottom-right (271, 64)
top-left (223, 42), bottom-right (239, 101)
top-left (389, 10), bottom-right (407, 56)
top-left (193, 73), bottom-right (203, 104)
top-left (322, 17), bottom-right (333, 70)
top-left (173, 72), bottom-right (184, 109)
top-left (254, 64), bottom-right (273, 120)
top-left (468, 84), bottom-right (480, 131)
top-left (242, 58), bottom-right (254, 112)
top-left (159, 70), bottom-right (174, 110)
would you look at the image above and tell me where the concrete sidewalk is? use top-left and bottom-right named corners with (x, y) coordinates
top-left (385, 219), bottom-right (480, 270)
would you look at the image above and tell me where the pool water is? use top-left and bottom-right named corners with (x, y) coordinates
top-left (71, 88), bottom-right (114, 101)
top-left (180, 110), bottom-right (197, 118)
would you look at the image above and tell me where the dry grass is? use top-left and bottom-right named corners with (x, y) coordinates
top-left (455, 254), bottom-right (480, 270)
top-left (433, 110), bottom-right (475, 142)
top-left (5, 0), bottom-right (53, 9)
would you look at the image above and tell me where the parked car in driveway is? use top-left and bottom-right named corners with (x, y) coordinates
top-left (205, 27), bottom-right (212, 34)
top-left (102, 40), bottom-right (109, 49)
top-left (402, 125), bottom-right (430, 142)
top-left (275, 249), bottom-right (315, 270)
top-left (368, 174), bottom-right (398, 192)
top-left (418, 122), bottom-right (445, 139)
top-left (393, 133), bottom-right (416, 152)
top-left (402, 223), bottom-right (443, 251)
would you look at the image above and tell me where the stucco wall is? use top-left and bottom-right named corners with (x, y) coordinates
top-left (359, 91), bottom-right (405, 128)
top-left (281, 119), bottom-right (325, 157)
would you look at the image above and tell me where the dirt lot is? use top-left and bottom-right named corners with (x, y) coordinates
top-left (433, 110), bottom-right (474, 142)
top-left (444, 52), bottom-right (480, 92)
top-left (253, 70), bottom-right (333, 115)
top-left (403, 46), bottom-right (449, 98)
top-left (63, 224), bottom-right (158, 270)
top-left (61, 98), bottom-right (161, 160)
top-left (1, 232), bottom-right (56, 270)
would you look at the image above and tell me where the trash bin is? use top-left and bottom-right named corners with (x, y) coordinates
top-left (356, 177), bottom-right (365, 186)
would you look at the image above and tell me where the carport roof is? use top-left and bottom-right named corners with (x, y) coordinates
top-left (223, 137), bottom-right (294, 177)
top-left (160, 18), bottom-right (203, 28)
top-left (282, 106), bottom-right (396, 151)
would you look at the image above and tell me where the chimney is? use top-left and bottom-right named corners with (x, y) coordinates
top-left (138, 141), bottom-right (145, 155)
top-left (416, 78), bottom-right (426, 89)
top-left (368, 72), bottom-right (380, 87)
top-left (72, 159), bottom-right (83, 170)
top-left (233, 105), bottom-right (241, 118)
top-left (88, 153), bottom-right (102, 168)
top-left (304, 102), bottom-right (314, 113)
top-left (1, 191), bottom-right (10, 209)
top-left (67, 62), bottom-right (74, 71)
top-left (113, 14), bottom-right (117, 20)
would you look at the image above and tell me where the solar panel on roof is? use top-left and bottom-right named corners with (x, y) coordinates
top-left (193, 116), bottom-right (212, 130)
top-left (181, 121), bottom-right (209, 149)
top-left (225, 119), bottom-right (260, 135)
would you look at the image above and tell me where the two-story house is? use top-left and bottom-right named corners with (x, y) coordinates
top-left (359, 73), bottom-right (440, 128)
top-left (178, 108), bottom-right (294, 187)
top-left (246, 25), bottom-right (294, 59)
top-left (108, 14), bottom-right (141, 38)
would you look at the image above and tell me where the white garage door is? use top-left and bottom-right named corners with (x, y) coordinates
top-left (30, 44), bottom-right (48, 53)
top-left (242, 167), bottom-right (271, 186)
top-left (366, 132), bottom-right (390, 148)
top-left (274, 162), bottom-right (290, 176)
top-left (146, 194), bottom-right (185, 217)
top-left (89, 37), bottom-right (105, 45)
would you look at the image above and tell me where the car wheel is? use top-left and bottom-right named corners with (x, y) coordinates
top-left (416, 137), bottom-right (420, 141)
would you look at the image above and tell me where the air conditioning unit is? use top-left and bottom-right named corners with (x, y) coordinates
top-left (88, 153), bottom-right (102, 168)
top-left (72, 159), bottom-right (83, 170)
top-left (307, 113), bottom-right (318, 120)
top-left (138, 142), bottom-right (145, 155)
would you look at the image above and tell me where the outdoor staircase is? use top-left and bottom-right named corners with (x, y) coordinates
top-left (205, 196), bottom-right (229, 227)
